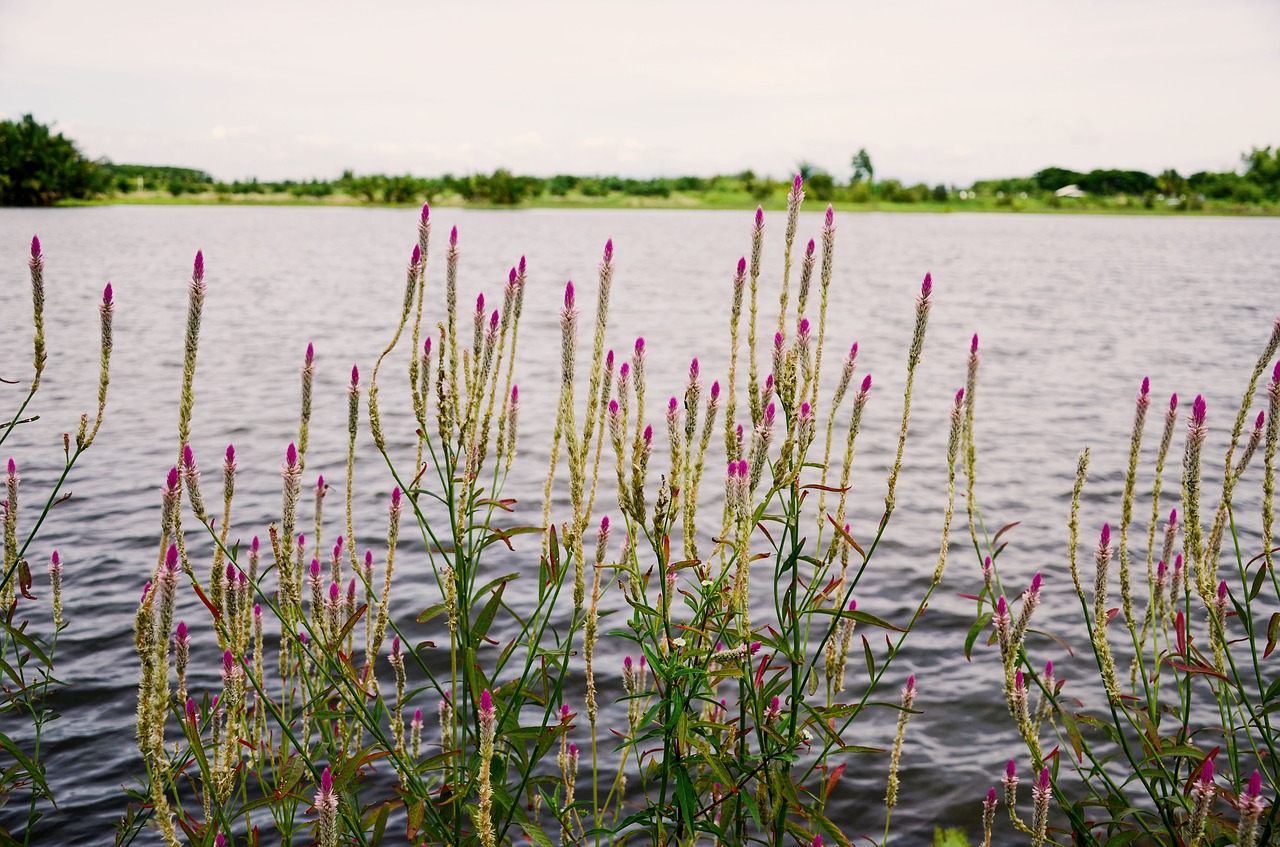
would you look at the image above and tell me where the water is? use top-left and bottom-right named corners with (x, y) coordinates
top-left (0, 205), bottom-right (1277, 845)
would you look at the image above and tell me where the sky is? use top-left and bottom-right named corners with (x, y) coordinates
top-left (2, 0), bottom-right (1279, 186)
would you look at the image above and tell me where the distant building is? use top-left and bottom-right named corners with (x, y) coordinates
top-left (1054, 184), bottom-right (1086, 198)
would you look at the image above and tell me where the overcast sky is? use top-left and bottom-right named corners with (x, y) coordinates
top-left (3, 1), bottom-right (1278, 185)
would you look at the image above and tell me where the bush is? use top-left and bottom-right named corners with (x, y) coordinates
top-left (0, 115), bottom-right (103, 206)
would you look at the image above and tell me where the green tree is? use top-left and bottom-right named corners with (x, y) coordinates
top-left (1242, 146), bottom-right (1280, 199)
top-left (851, 148), bottom-right (874, 183)
top-left (0, 115), bottom-right (103, 206)
top-left (1156, 168), bottom-right (1186, 197)
top-left (807, 172), bottom-right (834, 202)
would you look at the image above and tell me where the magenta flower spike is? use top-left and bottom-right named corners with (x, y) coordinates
top-left (305, 342), bottom-right (315, 367)
top-left (635, 337), bottom-right (645, 357)
top-left (350, 365), bottom-right (360, 387)
top-left (1192, 395), bottom-right (1207, 427)
top-left (310, 558), bottom-right (321, 579)
top-left (1029, 573), bottom-right (1042, 594)
top-left (165, 543), bottom-right (179, 572)
top-left (710, 380), bottom-right (720, 402)
top-left (254, 603), bottom-right (262, 620)
top-left (140, 581), bottom-right (152, 604)
top-left (329, 581), bottom-right (340, 604)
top-left (643, 424), bottom-right (653, 446)
top-left (1006, 759), bottom-right (1017, 781)
top-left (424, 337), bottom-right (432, 357)
top-left (860, 374), bottom-right (872, 393)
top-left (30, 235), bottom-right (40, 258)
top-left (921, 272), bottom-right (933, 298)
top-left (186, 697), bottom-right (197, 723)
top-left (449, 226), bottom-right (458, 247)
top-left (193, 250), bottom-right (204, 282)
top-left (754, 206), bottom-right (764, 229)
top-left (564, 281), bottom-right (575, 311)
top-left (410, 244), bottom-right (421, 267)
top-left (603, 238), bottom-right (614, 265)
top-left (1045, 660), bottom-right (1054, 678)
top-left (321, 765), bottom-right (334, 793)
top-left (825, 204), bottom-right (834, 228)
top-left (955, 388), bottom-right (965, 406)
top-left (1099, 523), bottom-right (1111, 549)
top-left (6, 458), bottom-right (14, 478)
top-left (390, 486), bottom-right (402, 510)
top-left (176, 620), bottom-right (188, 643)
top-left (971, 333), bottom-right (979, 353)
top-left (792, 173), bottom-right (803, 191)
top-left (518, 255), bottom-right (526, 275)
top-left (1247, 769), bottom-right (1262, 798)
top-left (1140, 376), bottom-right (1150, 397)
top-left (103, 282), bottom-right (113, 305)
top-left (215, 835), bottom-right (226, 847)
top-left (285, 443), bottom-right (298, 469)
top-left (996, 596), bottom-right (1007, 616)
top-left (736, 256), bottom-right (747, 277)
top-left (805, 238), bottom-right (815, 258)
top-left (420, 202), bottom-right (430, 224)
top-left (1169, 393), bottom-right (1178, 411)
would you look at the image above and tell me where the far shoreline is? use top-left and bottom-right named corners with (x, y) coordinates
top-left (53, 190), bottom-right (1280, 218)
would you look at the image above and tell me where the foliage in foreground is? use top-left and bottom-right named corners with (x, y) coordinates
top-left (122, 179), bottom-right (971, 846)
top-left (1, 237), bottom-right (112, 842)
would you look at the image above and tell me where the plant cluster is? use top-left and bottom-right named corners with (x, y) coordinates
top-left (118, 177), bottom-right (980, 846)
top-left (968, 317), bottom-right (1280, 845)
top-left (1, 236), bottom-right (113, 843)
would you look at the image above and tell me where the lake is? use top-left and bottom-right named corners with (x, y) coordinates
top-left (1, 205), bottom-right (1278, 845)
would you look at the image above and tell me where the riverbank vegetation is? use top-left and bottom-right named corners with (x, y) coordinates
top-left (4, 115), bottom-right (1280, 215)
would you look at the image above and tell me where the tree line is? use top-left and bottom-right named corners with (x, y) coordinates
top-left (3, 114), bottom-right (1279, 208)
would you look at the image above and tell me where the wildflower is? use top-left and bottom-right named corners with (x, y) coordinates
top-left (411, 707), bottom-right (423, 759)
top-left (315, 766), bottom-right (338, 847)
top-left (1188, 759), bottom-right (1215, 846)
top-left (476, 689), bottom-right (497, 847)
top-left (1030, 768), bottom-right (1050, 847)
top-left (1238, 769), bottom-right (1265, 847)
top-left (981, 787), bottom-right (997, 847)
top-left (885, 674), bottom-right (916, 810)
top-left (1002, 759), bottom-right (1018, 813)
top-left (175, 621), bottom-right (190, 702)
top-left (48, 550), bottom-right (63, 629)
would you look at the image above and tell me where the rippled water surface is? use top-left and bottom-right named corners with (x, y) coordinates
top-left (0, 206), bottom-right (1278, 845)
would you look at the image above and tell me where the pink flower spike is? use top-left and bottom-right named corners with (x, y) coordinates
top-left (792, 173), bottom-right (803, 190)
top-left (1217, 580), bottom-right (1228, 600)
top-left (1199, 758), bottom-right (1214, 783)
top-left (310, 558), bottom-right (321, 579)
top-left (305, 342), bottom-right (315, 366)
top-left (165, 543), bottom-right (179, 570)
top-left (475, 293), bottom-right (484, 313)
top-left (564, 281), bottom-right (575, 310)
top-left (812, 836), bottom-right (822, 847)
top-left (215, 835), bottom-right (226, 847)
top-left (350, 364), bottom-right (359, 386)
top-left (410, 244), bottom-right (421, 266)
top-left (603, 238), bottom-right (613, 264)
top-left (1140, 376), bottom-right (1150, 397)
top-left (710, 380), bottom-right (720, 401)
top-left (286, 443), bottom-right (298, 468)
top-left (1006, 759), bottom-right (1017, 780)
top-left (254, 603), bottom-right (262, 619)
top-left (103, 283), bottom-right (113, 304)
top-left (805, 238), bottom-right (815, 257)
top-left (986, 787), bottom-right (997, 804)
top-left (1030, 573), bottom-right (1042, 593)
top-left (1044, 660), bottom-right (1053, 678)
top-left (480, 689), bottom-right (494, 714)
top-left (921, 272), bottom-right (932, 298)
top-left (1037, 768), bottom-right (1050, 790)
top-left (1192, 395), bottom-right (1206, 426)
top-left (1248, 769), bottom-right (1262, 797)
top-left (635, 337), bottom-right (645, 356)
top-left (861, 374), bottom-right (872, 392)
top-left (906, 674), bottom-right (916, 693)
top-left (186, 697), bottom-right (197, 723)
top-left (971, 333), bottom-right (979, 353)
top-left (1169, 393), bottom-right (1178, 411)
top-left (420, 202), bottom-right (430, 223)
top-left (518, 255), bottom-right (526, 275)
top-left (1099, 523), bottom-right (1111, 548)
top-left (390, 486), bottom-right (401, 508)
top-left (737, 256), bottom-right (747, 276)
top-left (30, 235), bottom-right (40, 257)
top-left (321, 766), bottom-right (334, 793)
top-left (755, 206), bottom-right (764, 228)
top-left (449, 225), bottom-right (458, 247)
top-left (193, 250), bottom-right (204, 281)
top-left (50, 550), bottom-right (60, 569)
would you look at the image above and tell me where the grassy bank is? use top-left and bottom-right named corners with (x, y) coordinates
top-left (58, 187), bottom-right (1280, 216)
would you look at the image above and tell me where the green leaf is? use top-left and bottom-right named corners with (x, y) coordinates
top-left (416, 602), bottom-right (447, 624)
top-left (964, 613), bottom-right (992, 661)
top-left (1267, 612), bottom-right (1280, 658)
top-left (862, 635), bottom-right (875, 680)
top-left (522, 824), bottom-right (556, 847)
top-left (1249, 562), bottom-right (1269, 602)
top-left (471, 581), bottom-right (509, 646)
